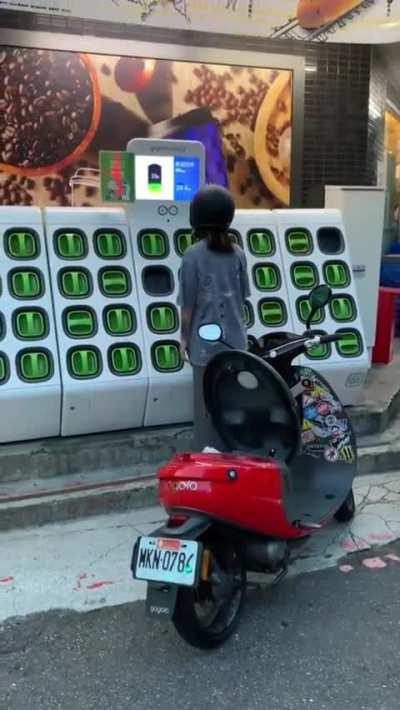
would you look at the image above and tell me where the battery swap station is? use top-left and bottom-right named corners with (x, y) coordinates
top-left (127, 138), bottom-right (205, 427)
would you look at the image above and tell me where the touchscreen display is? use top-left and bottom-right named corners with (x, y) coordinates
top-left (134, 155), bottom-right (201, 201)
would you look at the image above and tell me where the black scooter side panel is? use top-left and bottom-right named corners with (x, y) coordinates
top-left (285, 366), bottom-right (357, 524)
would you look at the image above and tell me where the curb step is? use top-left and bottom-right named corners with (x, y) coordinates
top-left (2, 435), bottom-right (400, 532)
top-left (0, 475), bottom-right (158, 532)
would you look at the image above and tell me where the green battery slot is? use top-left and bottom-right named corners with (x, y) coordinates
top-left (330, 295), bottom-right (356, 322)
top-left (64, 308), bottom-right (96, 338)
top-left (174, 230), bottom-right (196, 256)
top-left (243, 301), bottom-right (255, 328)
top-left (59, 269), bottom-right (91, 299)
top-left (152, 342), bottom-right (182, 372)
top-left (5, 229), bottom-right (40, 259)
top-left (335, 330), bottom-right (363, 358)
top-left (68, 347), bottom-right (102, 379)
top-left (138, 230), bottom-right (168, 259)
top-left (259, 299), bottom-right (287, 327)
top-left (18, 349), bottom-right (53, 382)
top-left (14, 309), bottom-right (48, 339)
top-left (253, 264), bottom-right (281, 291)
top-left (94, 230), bottom-right (126, 259)
top-left (286, 229), bottom-right (313, 256)
top-left (0, 353), bottom-right (9, 384)
top-left (229, 230), bottom-right (243, 248)
top-left (296, 297), bottom-right (324, 325)
top-left (109, 344), bottom-right (141, 376)
top-left (104, 305), bottom-right (136, 336)
top-left (323, 261), bottom-right (350, 288)
top-left (248, 230), bottom-right (275, 257)
top-left (305, 331), bottom-right (331, 361)
top-left (10, 269), bottom-right (44, 299)
top-left (99, 268), bottom-right (131, 297)
top-left (148, 304), bottom-right (178, 334)
top-left (55, 230), bottom-right (87, 259)
top-left (291, 263), bottom-right (319, 290)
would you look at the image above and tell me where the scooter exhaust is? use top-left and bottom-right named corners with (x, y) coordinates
top-left (243, 540), bottom-right (288, 573)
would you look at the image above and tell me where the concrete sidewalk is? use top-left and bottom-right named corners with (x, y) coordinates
top-left (1, 472), bottom-right (400, 625)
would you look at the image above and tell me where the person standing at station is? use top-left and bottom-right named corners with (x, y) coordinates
top-left (178, 185), bottom-right (250, 450)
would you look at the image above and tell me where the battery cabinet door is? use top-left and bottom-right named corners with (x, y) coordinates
top-left (128, 201), bottom-right (193, 426)
top-left (0, 207), bottom-right (61, 442)
top-left (44, 207), bottom-right (148, 437)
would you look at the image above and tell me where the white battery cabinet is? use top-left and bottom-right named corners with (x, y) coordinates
top-left (127, 201), bottom-right (194, 427)
top-left (275, 209), bottom-right (369, 406)
top-left (230, 210), bottom-right (295, 339)
top-left (43, 208), bottom-right (148, 437)
top-left (325, 186), bottom-right (385, 355)
top-left (0, 207), bottom-right (61, 442)
top-left (127, 137), bottom-right (206, 427)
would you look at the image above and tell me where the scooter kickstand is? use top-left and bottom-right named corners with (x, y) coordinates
top-left (272, 563), bottom-right (288, 587)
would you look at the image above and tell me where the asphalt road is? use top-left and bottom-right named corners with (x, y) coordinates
top-left (1, 543), bottom-right (400, 710)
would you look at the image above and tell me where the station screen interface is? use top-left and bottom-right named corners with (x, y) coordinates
top-left (134, 155), bottom-right (201, 202)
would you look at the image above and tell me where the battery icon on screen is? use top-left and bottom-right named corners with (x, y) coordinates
top-left (148, 164), bottom-right (162, 192)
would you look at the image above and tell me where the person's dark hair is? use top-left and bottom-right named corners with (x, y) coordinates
top-left (190, 185), bottom-right (235, 253)
top-left (195, 226), bottom-right (234, 253)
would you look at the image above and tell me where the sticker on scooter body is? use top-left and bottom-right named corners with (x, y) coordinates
top-left (133, 536), bottom-right (201, 587)
top-left (295, 366), bottom-right (356, 464)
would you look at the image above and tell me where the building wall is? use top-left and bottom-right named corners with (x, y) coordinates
top-left (0, 9), bottom-right (387, 207)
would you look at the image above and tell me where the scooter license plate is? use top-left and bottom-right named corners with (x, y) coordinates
top-left (134, 536), bottom-right (200, 587)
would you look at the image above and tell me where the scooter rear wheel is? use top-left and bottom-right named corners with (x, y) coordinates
top-left (334, 489), bottom-right (355, 523)
top-left (172, 542), bottom-right (246, 649)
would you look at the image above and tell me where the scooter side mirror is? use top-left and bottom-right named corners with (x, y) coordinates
top-left (306, 285), bottom-right (332, 332)
top-left (198, 323), bottom-right (222, 342)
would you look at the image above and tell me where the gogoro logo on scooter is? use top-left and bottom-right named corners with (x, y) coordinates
top-left (168, 481), bottom-right (198, 492)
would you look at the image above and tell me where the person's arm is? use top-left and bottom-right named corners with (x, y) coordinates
top-left (180, 308), bottom-right (192, 359)
top-left (177, 252), bottom-right (198, 358)
top-left (239, 250), bottom-right (251, 304)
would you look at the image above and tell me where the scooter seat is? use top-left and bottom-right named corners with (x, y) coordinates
top-left (203, 350), bottom-right (301, 463)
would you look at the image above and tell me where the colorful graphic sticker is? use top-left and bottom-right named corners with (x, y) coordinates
top-left (297, 367), bottom-right (356, 464)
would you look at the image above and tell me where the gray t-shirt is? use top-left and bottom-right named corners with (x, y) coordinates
top-left (178, 240), bottom-right (250, 366)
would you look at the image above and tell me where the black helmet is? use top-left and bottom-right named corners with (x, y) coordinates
top-left (190, 185), bottom-right (235, 230)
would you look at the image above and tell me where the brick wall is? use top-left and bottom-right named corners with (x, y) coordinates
top-left (302, 43), bottom-right (376, 205)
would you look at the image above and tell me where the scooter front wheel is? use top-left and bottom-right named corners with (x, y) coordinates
top-left (172, 542), bottom-right (246, 649)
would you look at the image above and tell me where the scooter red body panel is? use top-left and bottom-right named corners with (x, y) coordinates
top-left (158, 453), bottom-right (307, 540)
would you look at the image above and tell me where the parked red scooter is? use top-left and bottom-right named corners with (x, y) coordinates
top-left (132, 285), bottom-right (357, 649)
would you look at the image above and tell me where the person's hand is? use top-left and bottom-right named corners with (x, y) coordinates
top-left (180, 339), bottom-right (189, 362)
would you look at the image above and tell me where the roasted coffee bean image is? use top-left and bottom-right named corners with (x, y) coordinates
top-left (0, 173), bottom-right (34, 205)
top-left (185, 65), bottom-right (269, 132)
top-left (0, 48), bottom-right (94, 169)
